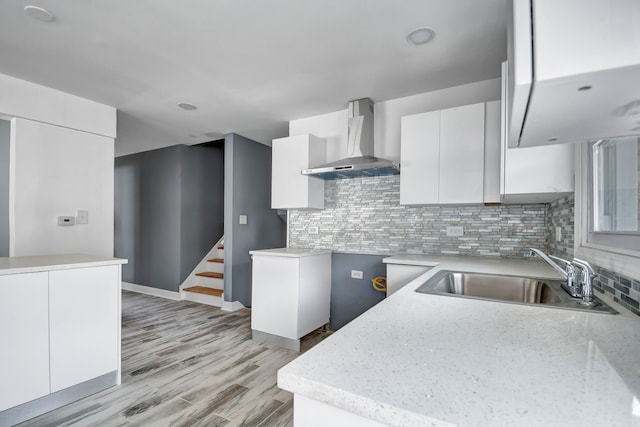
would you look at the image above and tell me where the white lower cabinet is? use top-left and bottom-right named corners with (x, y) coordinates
top-left (0, 260), bottom-right (122, 422)
top-left (386, 264), bottom-right (432, 296)
top-left (250, 249), bottom-right (331, 351)
top-left (0, 272), bottom-right (50, 412)
top-left (49, 266), bottom-right (119, 392)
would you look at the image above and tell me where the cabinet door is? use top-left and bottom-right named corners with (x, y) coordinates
top-left (251, 256), bottom-right (299, 339)
top-left (271, 134), bottom-right (325, 209)
top-left (0, 272), bottom-right (50, 411)
top-left (439, 103), bottom-right (485, 204)
top-left (400, 111), bottom-right (440, 205)
top-left (49, 266), bottom-right (119, 392)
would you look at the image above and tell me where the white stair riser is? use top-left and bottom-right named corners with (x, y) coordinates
top-left (183, 291), bottom-right (223, 307)
top-left (195, 276), bottom-right (224, 289)
top-left (217, 248), bottom-right (224, 259)
top-left (206, 262), bottom-right (224, 274)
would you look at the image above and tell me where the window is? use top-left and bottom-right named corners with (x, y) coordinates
top-left (588, 136), bottom-right (640, 251)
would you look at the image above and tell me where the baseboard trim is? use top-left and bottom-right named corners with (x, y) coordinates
top-left (222, 300), bottom-right (246, 312)
top-left (0, 371), bottom-right (117, 427)
top-left (122, 282), bottom-right (181, 300)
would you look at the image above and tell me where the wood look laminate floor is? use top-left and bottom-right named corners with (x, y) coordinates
top-left (17, 291), bottom-right (330, 427)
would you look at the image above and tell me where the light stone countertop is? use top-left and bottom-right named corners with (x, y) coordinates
top-left (249, 247), bottom-right (331, 258)
top-left (278, 255), bottom-right (640, 426)
top-left (0, 253), bottom-right (128, 276)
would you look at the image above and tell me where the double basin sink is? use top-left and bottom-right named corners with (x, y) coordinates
top-left (416, 270), bottom-right (617, 314)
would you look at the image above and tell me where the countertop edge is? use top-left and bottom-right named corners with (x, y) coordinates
top-left (0, 254), bottom-right (128, 276)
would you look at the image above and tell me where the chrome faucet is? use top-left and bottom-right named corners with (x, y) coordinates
top-left (572, 258), bottom-right (597, 306)
top-left (529, 248), bottom-right (580, 298)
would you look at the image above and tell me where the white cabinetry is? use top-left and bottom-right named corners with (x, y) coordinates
top-left (508, 0), bottom-right (640, 148)
top-left (498, 61), bottom-right (574, 203)
top-left (400, 103), bottom-right (485, 205)
top-left (0, 272), bottom-right (50, 412)
top-left (272, 134), bottom-right (325, 209)
top-left (250, 249), bottom-right (331, 351)
top-left (49, 266), bottom-right (119, 392)
top-left (386, 264), bottom-right (432, 296)
top-left (0, 255), bottom-right (124, 425)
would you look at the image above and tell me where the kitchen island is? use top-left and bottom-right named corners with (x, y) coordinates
top-left (278, 255), bottom-right (640, 426)
top-left (0, 254), bottom-right (127, 427)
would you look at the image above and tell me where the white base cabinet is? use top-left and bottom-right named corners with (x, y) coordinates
top-left (0, 272), bottom-right (50, 412)
top-left (49, 266), bottom-right (120, 392)
top-left (250, 249), bottom-right (331, 351)
top-left (385, 264), bottom-right (432, 296)
top-left (0, 255), bottom-right (124, 425)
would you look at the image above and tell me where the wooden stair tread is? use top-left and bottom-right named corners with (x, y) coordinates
top-left (207, 258), bottom-right (224, 263)
top-left (196, 272), bottom-right (224, 279)
top-left (183, 286), bottom-right (223, 297)
top-left (217, 245), bottom-right (224, 250)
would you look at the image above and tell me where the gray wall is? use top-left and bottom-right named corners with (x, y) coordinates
top-left (180, 143), bottom-right (225, 280)
top-left (115, 143), bottom-right (224, 292)
top-left (330, 253), bottom-right (387, 330)
top-left (0, 120), bottom-right (10, 257)
top-left (224, 133), bottom-right (286, 307)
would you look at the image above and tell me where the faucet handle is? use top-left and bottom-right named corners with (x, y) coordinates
top-left (572, 258), bottom-right (596, 277)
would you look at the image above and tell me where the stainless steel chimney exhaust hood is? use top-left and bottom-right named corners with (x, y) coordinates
top-left (301, 98), bottom-right (400, 180)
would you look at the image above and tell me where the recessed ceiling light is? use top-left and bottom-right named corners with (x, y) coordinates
top-left (406, 27), bottom-right (435, 46)
top-left (24, 5), bottom-right (56, 22)
top-left (177, 102), bottom-right (197, 111)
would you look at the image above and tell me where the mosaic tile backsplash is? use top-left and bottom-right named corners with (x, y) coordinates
top-left (289, 175), bottom-right (547, 257)
top-left (546, 195), bottom-right (640, 316)
top-left (289, 177), bottom-right (640, 316)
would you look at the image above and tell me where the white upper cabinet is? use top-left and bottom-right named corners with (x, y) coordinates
top-left (272, 134), bottom-right (325, 210)
top-left (401, 103), bottom-right (485, 205)
top-left (508, 0), bottom-right (640, 148)
top-left (499, 62), bottom-right (574, 203)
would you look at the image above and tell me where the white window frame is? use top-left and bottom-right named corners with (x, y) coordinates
top-left (574, 142), bottom-right (640, 280)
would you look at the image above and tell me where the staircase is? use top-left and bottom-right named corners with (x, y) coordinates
top-left (181, 237), bottom-right (225, 307)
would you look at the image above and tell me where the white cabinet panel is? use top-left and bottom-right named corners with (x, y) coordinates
top-left (251, 256), bottom-right (300, 339)
top-left (251, 252), bottom-right (331, 348)
top-left (400, 103), bottom-right (485, 205)
top-left (49, 266), bottom-right (119, 392)
top-left (509, 0), bottom-right (640, 147)
top-left (439, 104), bottom-right (485, 204)
top-left (400, 111), bottom-right (440, 205)
top-left (386, 264), bottom-right (432, 296)
top-left (0, 272), bottom-right (50, 411)
top-left (271, 134), bottom-right (325, 209)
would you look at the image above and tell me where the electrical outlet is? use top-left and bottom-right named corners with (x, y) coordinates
top-left (351, 270), bottom-right (363, 279)
top-left (555, 226), bottom-right (562, 242)
top-left (446, 226), bottom-right (464, 237)
top-left (308, 226), bottom-right (319, 234)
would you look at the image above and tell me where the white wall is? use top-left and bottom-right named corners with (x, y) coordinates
top-left (0, 73), bottom-right (116, 138)
top-left (11, 118), bottom-right (114, 257)
top-left (289, 78), bottom-right (501, 163)
top-left (0, 71), bottom-right (117, 258)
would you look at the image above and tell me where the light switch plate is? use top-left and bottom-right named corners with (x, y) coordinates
top-left (239, 215), bottom-right (247, 225)
top-left (308, 226), bottom-right (319, 234)
top-left (351, 270), bottom-right (363, 279)
top-left (76, 210), bottom-right (88, 224)
top-left (556, 226), bottom-right (562, 242)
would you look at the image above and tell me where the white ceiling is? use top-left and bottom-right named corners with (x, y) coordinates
top-left (0, 0), bottom-right (507, 157)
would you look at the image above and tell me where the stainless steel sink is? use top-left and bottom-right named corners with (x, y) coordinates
top-left (415, 271), bottom-right (617, 314)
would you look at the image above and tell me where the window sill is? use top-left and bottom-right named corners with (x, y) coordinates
top-left (575, 242), bottom-right (640, 281)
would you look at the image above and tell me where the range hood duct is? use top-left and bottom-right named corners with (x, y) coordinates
top-left (301, 98), bottom-right (400, 180)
